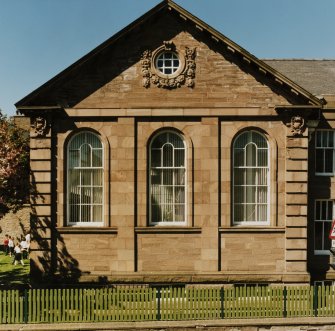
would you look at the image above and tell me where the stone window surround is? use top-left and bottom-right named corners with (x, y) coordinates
top-left (138, 123), bottom-right (195, 228)
top-left (66, 131), bottom-right (104, 227)
top-left (231, 130), bottom-right (270, 226)
top-left (148, 129), bottom-right (187, 226)
top-left (141, 41), bottom-right (196, 89)
top-left (57, 126), bottom-right (111, 229)
top-left (223, 123), bottom-right (279, 229)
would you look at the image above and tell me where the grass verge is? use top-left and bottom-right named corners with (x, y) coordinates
top-left (0, 251), bottom-right (30, 287)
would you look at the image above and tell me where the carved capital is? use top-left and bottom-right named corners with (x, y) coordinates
top-left (31, 116), bottom-right (49, 137)
top-left (289, 115), bottom-right (305, 136)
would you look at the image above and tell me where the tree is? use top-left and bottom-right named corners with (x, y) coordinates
top-left (0, 110), bottom-right (29, 213)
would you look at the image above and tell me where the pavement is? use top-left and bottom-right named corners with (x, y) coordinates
top-left (1, 317), bottom-right (335, 331)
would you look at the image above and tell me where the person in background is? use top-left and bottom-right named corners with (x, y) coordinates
top-left (13, 243), bottom-right (24, 266)
top-left (20, 237), bottom-right (29, 259)
top-left (25, 232), bottom-right (30, 245)
top-left (3, 235), bottom-right (9, 255)
top-left (8, 236), bottom-right (14, 257)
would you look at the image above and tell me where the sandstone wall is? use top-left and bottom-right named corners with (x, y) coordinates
top-left (0, 205), bottom-right (30, 245)
top-left (26, 12), bottom-right (311, 283)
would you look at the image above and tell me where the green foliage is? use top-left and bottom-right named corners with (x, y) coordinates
top-left (0, 110), bottom-right (30, 213)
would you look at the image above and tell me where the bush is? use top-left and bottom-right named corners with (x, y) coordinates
top-left (0, 111), bottom-right (29, 213)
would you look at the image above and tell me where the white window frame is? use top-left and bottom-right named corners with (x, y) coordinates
top-left (314, 199), bottom-right (333, 255)
top-left (149, 130), bottom-right (187, 226)
top-left (155, 52), bottom-right (180, 75)
top-left (315, 130), bottom-right (335, 176)
top-left (232, 131), bottom-right (270, 226)
top-left (67, 131), bottom-right (104, 227)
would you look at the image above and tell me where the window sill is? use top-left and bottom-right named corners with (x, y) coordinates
top-left (219, 227), bottom-right (285, 233)
top-left (57, 227), bottom-right (118, 234)
top-left (314, 251), bottom-right (331, 256)
top-left (135, 227), bottom-right (202, 234)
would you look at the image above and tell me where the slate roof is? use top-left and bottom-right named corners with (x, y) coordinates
top-left (264, 60), bottom-right (335, 97)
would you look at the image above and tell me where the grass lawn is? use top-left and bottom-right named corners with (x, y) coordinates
top-left (0, 251), bottom-right (30, 287)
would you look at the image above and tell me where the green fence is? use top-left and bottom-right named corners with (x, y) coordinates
top-left (0, 285), bottom-right (335, 324)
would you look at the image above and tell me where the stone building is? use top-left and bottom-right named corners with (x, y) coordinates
top-left (16, 0), bottom-right (335, 284)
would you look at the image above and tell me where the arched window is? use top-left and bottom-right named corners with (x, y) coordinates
top-left (67, 131), bottom-right (103, 226)
top-left (232, 131), bottom-right (269, 225)
top-left (149, 131), bottom-right (186, 225)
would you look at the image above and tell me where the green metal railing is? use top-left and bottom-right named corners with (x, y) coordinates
top-left (0, 285), bottom-right (334, 324)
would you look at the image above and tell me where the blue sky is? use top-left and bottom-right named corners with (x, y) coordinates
top-left (1, 0), bottom-right (334, 116)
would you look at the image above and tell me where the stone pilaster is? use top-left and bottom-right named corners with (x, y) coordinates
top-left (285, 116), bottom-right (309, 276)
top-left (198, 117), bottom-right (219, 272)
top-left (29, 115), bottom-right (53, 278)
top-left (110, 117), bottom-right (135, 272)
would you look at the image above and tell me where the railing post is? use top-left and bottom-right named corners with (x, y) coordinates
top-left (313, 286), bottom-right (318, 317)
top-left (156, 287), bottom-right (161, 321)
top-left (23, 289), bottom-right (29, 323)
top-left (220, 287), bottom-right (224, 319)
top-left (283, 286), bottom-right (287, 318)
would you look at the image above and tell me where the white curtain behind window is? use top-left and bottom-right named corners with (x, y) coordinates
top-left (67, 132), bottom-right (103, 225)
top-left (150, 131), bottom-right (186, 224)
top-left (233, 131), bottom-right (269, 224)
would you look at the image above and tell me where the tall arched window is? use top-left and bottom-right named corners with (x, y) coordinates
top-left (149, 131), bottom-right (186, 225)
top-left (232, 131), bottom-right (269, 225)
top-left (67, 131), bottom-right (103, 226)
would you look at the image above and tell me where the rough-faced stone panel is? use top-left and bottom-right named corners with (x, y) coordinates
top-left (221, 233), bottom-right (285, 272)
top-left (138, 234), bottom-right (201, 272)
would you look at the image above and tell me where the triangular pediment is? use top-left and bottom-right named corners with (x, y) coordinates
top-left (16, 0), bottom-right (323, 112)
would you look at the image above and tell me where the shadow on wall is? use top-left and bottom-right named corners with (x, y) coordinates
top-left (30, 167), bottom-right (83, 286)
top-left (307, 118), bottom-right (332, 282)
top-left (30, 214), bottom-right (82, 286)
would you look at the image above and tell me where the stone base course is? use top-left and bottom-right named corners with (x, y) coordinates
top-left (73, 271), bottom-right (310, 284)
